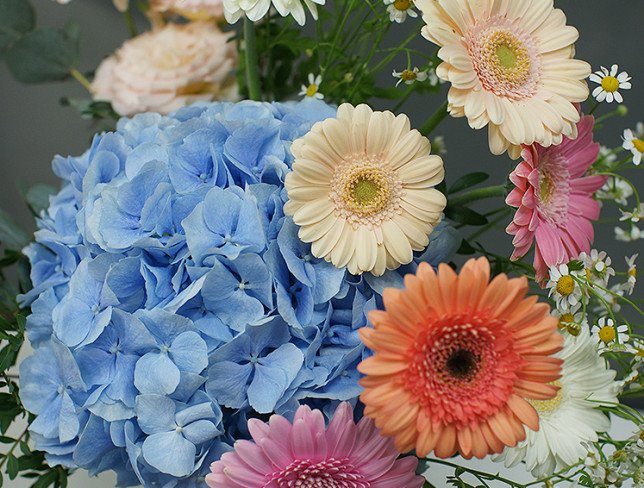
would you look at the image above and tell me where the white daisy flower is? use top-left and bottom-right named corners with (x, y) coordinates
top-left (599, 145), bottom-right (618, 165)
top-left (547, 264), bottom-right (584, 310)
top-left (591, 317), bottom-right (629, 353)
top-left (590, 64), bottom-right (632, 103)
top-left (494, 326), bottom-right (618, 478)
top-left (623, 124), bottom-right (644, 166)
top-left (298, 73), bottom-right (324, 100)
top-left (597, 176), bottom-right (633, 206)
top-left (619, 204), bottom-right (643, 223)
top-left (624, 254), bottom-right (638, 295)
top-left (580, 249), bottom-right (615, 286)
top-left (392, 67), bottom-right (427, 86)
top-left (384, 0), bottom-right (417, 23)
top-left (615, 225), bottom-right (644, 242)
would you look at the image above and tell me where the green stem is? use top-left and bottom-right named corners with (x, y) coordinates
top-left (243, 17), bottom-right (261, 101)
top-left (123, 8), bottom-right (137, 37)
top-left (0, 427), bottom-right (28, 470)
top-left (422, 458), bottom-right (526, 487)
top-left (69, 68), bottom-right (92, 92)
top-left (449, 185), bottom-right (506, 207)
top-left (419, 101), bottom-right (448, 136)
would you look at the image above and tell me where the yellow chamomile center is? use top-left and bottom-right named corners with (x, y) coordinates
top-left (330, 157), bottom-right (402, 228)
top-left (306, 84), bottom-right (318, 97)
top-left (628, 267), bottom-right (637, 279)
top-left (393, 0), bottom-right (411, 11)
top-left (529, 380), bottom-right (563, 414)
top-left (556, 276), bottom-right (575, 296)
top-left (598, 325), bottom-right (616, 343)
top-left (400, 70), bottom-right (417, 82)
top-left (558, 313), bottom-right (581, 336)
top-left (601, 76), bottom-right (620, 93)
top-left (633, 139), bottom-right (644, 154)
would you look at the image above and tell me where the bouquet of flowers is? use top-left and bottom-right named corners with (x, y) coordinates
top-left (0, 0), bottom-right (641, 487)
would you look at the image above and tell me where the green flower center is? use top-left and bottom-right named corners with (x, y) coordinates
top-left (352, 178), bottom-right (381, 205)
top-left (496, 44), bottom-right (517, 69)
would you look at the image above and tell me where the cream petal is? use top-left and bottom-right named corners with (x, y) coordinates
top-left (311, 218), bottom-right (346, 258)
top-left (287, 185), bottom-right (330, 201)
top-left (387, 130), bottom-right (427, 169)
top-left (298, 212), bottom-right (337, 242)
top-left (321, 118), bottom-right (353, 158)
top-left (297, 132), bottom-right (344, 164)
top-left (366, 111), bottom-right (392, 157)
top-left (291, 158), bottom-right (333, 182)
top-left (330, 225), bottom-right (356, 268)
top-left (393, 213), bottom-right (431, 250)
top-left (398, 155), bottom-right (444, 184)
top-left (355, 226), bottom-right (378, 273)
top-left (372, 244), bottom-right (388, 276)
top-left (488, 123), bottom-right (509, 155)
top-left (292, 200), bottom-right (334, 226)
top-left (349, 104), bottom-right (372, 155)
top-left (483, 91), bottom-right (505, 125)
top-left (381, 219), bottom-right (413, 266)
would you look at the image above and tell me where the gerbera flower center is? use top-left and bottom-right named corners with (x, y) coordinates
top-left (528, 380), bottom-right (563, 414)
top-left (269, 458), bottom-right (369, 488)
top-left (330, 157), bottom-right (402, 228)
top-left (600, 76), bottom-right (620, 93)
top-left (632, 138), bottom-right (644, 153)
top-left (445, 348), bottom-right (480, 380)
top-left (393, 0), bottom-right (411, 11)
top-left (537, 154), bottom-right (571, 225)
top-left (555, 276), bottom-right (575, 296)
top-left (466, 17), bottom-right (540, 100)
top-left (598, 325), bottom-right (616, 343)
top-left (306, 84), bottom-right (318, 97)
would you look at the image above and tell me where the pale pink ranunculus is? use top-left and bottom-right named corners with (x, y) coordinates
top-left (506, 114), bottom-right (607, 283)
top-left (91, 22), bottom-right (237, 116)
top-left (149, 0), bottom-right (224, 19)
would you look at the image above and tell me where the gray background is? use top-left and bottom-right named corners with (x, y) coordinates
top-left (0, 1), bottom-right (642, 487)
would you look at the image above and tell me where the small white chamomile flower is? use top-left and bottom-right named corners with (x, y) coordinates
top-left (624, 254), bottom-right (638, 295)
top-left (580, 249), bottom-right (615, 286)
top-left (615, 225), bottom-right (644, 242)
top-left (384, 0), bottom-right (417, 23)
top-left (622, 123), bottom-right (644, 166)
top-left (590, 64), bottom-right (632, 103)
top-left (547, 264), bottom-right (584, 310)
top-left (392, 67), bottom-right (427, 86)
top-left (299, 73), bottom-right (324, 100)
top-left (597, 176), bottom-right (633, 206)
top-left (591, 317), bottom-right (629, 353)
top-left (619, 204), bottom-right (643, 223)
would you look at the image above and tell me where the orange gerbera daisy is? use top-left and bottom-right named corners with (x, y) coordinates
top-left (358, 257), bottom-right (563, 459)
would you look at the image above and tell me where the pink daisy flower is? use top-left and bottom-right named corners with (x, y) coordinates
top-left (506, 114), bottom-right (607, 283)
top-left (206, 402), bottom-right (425, 488)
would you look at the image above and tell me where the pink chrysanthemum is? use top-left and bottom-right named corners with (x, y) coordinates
top-left (506, 114), bottom-right (607, 282)
top-left (206, 403), bottom-right (424, 488)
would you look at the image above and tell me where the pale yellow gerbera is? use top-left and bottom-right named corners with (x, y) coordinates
top-left (416, 0), bottom-right (591, 158)
top-left (284, 104), bottom-right (446, 276)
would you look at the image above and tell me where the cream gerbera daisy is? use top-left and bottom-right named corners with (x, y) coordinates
top-left (494, 326), bottom-right (618, 478)
top-left (416, 0), bottom-right (590, 158)
top-left (284, 103), bottom-right (446, 276)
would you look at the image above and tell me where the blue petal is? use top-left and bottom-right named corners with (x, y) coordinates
top-left (205, 361), bottom-right (252, 409)
top-left (134, 353), bottom-right (180, 395)
top-left (135, 394), bottom-right (176, 434)
top-left (169, 331), bottom-right (208, 374)
top-left (142, 431), bottom-right (196, 477)
top-left (181, 420), bottom-right (219, 446)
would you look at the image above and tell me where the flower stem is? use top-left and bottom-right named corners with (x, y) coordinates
top-left (419, 100), bottom-right (448, 136)
top-left (69, 68), bottom-right (92, 93)
top-left (243, 17), bottom-right (261, 101)
top-left (123, 8), bottom-right (138, 38)
top-left (448, 185), bottom-right (507, 207)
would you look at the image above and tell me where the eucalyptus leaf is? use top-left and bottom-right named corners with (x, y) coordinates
top-left (6, 454), bottom-right (19, 480)
top-left (0, 208), bottom-right (29, 250)
top-left (5, 27), bottom-right (80, 83)
top-left (0, 0), bottom-right (35, 54)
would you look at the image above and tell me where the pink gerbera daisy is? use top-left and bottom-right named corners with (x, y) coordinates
top-left (206, 402), bottom-right (425, 488)
top-left (506, 114), bottom-right (607, 282)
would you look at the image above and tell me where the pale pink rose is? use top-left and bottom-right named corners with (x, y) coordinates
top-left (149, 0), bottom-right (224, 19)
top-left (92, 22), bottom-right (237, 116)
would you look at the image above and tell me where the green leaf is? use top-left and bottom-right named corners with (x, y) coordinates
top-left (6, 453), bottom-right (19, 479)
top-left (448, 172), bottom-right (489, 194)
top-left (32, 470), bottom-right (58, 488)
top-left (0, 436), bottom-right (13, 444)
top-left (445, 206), bottom-right (488, 226)
top-left (5, 27), bottom-right (80, 83)
top-left (24, 184), bottom-right (56, 216)
top-left (0, 207), bottom-right (29, 250)
top-left (59, 98), bottom-right (118, 121)
top-left (19, 440), bottom-right (30, 455)
top-left (0, 345), bottom-right (19, 372)
top-left (0, 0), bottom-right (35, 54)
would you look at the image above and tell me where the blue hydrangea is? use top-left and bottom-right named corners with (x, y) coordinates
top-left (19, 99), bottom-right (460, 486)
